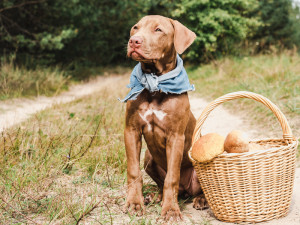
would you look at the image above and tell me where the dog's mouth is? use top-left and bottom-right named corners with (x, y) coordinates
top-left (127, 48), bottom-right (151, 62)
top-left (131, 51), bottom-right (145, 60)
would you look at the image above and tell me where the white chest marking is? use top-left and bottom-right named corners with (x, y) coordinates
top-left (152, 109), bottom-right (166, 121)
top-left (139, 109), bottom-right (166, 131)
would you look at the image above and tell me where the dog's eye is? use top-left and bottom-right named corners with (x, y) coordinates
top-left (155, 28), bottom-right (162, 32)
top-left (133, 26), bottom-right (138, 30)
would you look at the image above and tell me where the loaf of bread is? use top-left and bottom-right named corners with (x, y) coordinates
top-left (224, 130), bottom-right (249, 153)
top-left (191, 133), bottom-right (225, 162)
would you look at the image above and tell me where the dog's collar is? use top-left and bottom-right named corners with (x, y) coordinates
top-left (119, 54), bottom-right (195, 102)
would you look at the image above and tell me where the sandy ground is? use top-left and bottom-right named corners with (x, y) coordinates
top-left (0, 76), bottom-right (299, 224)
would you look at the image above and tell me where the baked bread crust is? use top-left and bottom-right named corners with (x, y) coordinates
top-left (191, 133), bottom-right (225, 162)
top-left (224, 130), bottom-right (249, 153)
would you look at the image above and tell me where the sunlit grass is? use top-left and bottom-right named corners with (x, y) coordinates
top-left (0, 61), bottom-right (70, 100)
top-left (0, 75), bottom-right (129, 223)
top-left (188, 51), bottom-right (300, 139)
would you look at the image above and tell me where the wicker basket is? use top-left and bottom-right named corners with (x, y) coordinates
top-left (188, 91), bottom-right (298, 223)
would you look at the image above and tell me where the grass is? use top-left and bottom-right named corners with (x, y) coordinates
top-left (0, 75), bottom-right (129, 224)
top-left (0, 61), bottom-right (70, 100)
top-left (188, 51), bottom-right (300, 139)
top-left (0, 58), bottom-right (132, 100)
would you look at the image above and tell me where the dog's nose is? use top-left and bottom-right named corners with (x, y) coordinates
top-left (129, 36), bottom-right (143, 48)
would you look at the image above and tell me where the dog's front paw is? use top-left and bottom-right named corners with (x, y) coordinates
top-left (124, 194), bottom-right (145, 216)
top-left (161, 200), bottom-right (183, 221)
top-left (193, 193), bottom-right (209, 210)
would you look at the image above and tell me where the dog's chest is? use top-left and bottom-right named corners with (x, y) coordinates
top-left (134, 91), bottom-right (183, 138)
top-left (138, 106), bottom-right (167, 132)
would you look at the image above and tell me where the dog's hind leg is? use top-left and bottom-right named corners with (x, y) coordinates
top-left (143, 149), bottom-right (165, 204)
top-left (183, 169), bottom-right (209, 210)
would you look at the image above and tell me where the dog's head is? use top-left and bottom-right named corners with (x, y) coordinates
top-left (127, 15), bottom-right (196, 64)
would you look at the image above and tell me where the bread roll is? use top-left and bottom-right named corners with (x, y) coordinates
top-left (191, 133), bottom-right (225, 162)
top-left (224, 130), bottom-right (249, 153)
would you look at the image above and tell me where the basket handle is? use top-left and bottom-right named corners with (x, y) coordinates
top-left (192, 91), bottom-right (294, 145)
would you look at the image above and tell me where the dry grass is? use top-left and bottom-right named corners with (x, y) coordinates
top-left (0, 61), bottom-right (69, 100)
top-left (0, 75), bottom-right (129, 224)
top-left (188, 51), bottom-right (300, 140)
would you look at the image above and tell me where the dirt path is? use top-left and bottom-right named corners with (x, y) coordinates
top-left (0, 75), bottom-right (122, 132)
top-left (0, 75), bottom-right (299, 224)
top-left (189, 95), bottom-right (258, 138)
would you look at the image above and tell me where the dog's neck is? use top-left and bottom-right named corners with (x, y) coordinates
top-left (141, 50), bottom-right (177, 75)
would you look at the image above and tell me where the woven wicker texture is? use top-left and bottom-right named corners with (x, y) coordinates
top-left (189, 91), bottom-right (298, 223)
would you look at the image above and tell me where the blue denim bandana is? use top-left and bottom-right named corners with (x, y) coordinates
top-left (119, 55), bottom-right (195, 102)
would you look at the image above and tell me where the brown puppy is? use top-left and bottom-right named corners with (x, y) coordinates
top-left (124, 15), bottom-right (208, 221)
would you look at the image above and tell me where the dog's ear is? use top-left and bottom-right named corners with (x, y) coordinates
top-left (170, 19), bottom-right (196, 54)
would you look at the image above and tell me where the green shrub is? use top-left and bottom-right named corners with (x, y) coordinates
top-left (172, 0), bottom-right (261, 62)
